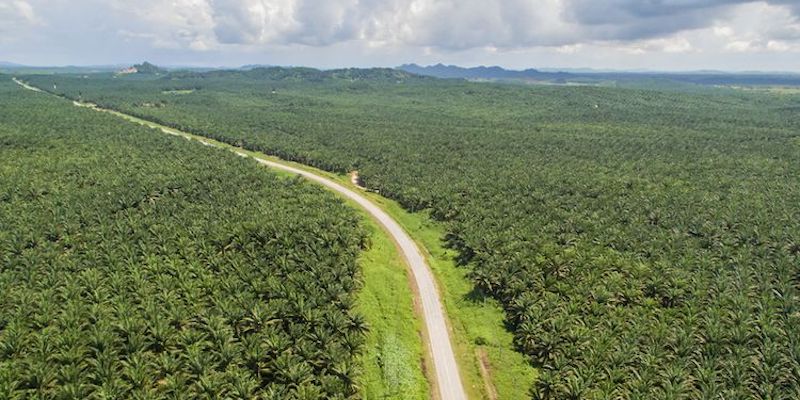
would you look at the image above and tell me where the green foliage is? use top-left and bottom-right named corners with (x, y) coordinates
top-left (168, 66), bottom-right (422, 84)
top-left (0, 77), bottom-right (369, 399)
top-left (24, 69), bottom-right (800, 398)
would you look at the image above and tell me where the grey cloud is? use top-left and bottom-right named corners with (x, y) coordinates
top-left (562, 0), bottom-right (751, 41)
top-left (3, 0), bottom-right (800, 68)
top-left (563, 0), bottom-right (800, 43)
top-left (286, 1), bottom-right (359, 45)
top-left (211, 0), bottom-right (268, 44)
top-left (208, 0), bottom-right (380, 46)
top-left (770, 0), bottom-right (800, 15)
top-left (400, 0), bottom-right (565, 49)
top-left (0, 0), bottom-right (40, 38)
top-left (201, 0), bottom-right (800, 51)
top-left (201, 0), bottom-right (573, 49)
top-left (768, 22), bottom-right (800, 41)
top-left (564, 0), bottom-right (748, 24)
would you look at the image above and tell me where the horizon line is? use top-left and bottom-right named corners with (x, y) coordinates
top-left (2, 61), bottom-right (800, 76)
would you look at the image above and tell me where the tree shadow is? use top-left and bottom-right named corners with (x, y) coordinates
top-left (462, 286), bottom-right (491, 304)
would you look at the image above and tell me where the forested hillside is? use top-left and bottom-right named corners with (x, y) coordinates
top-left (26, 69), bottom-right (800, 398)
top-left (0, 77), bottom-right (369, 399)
top-left (397, 63), bottom-right (800, 87)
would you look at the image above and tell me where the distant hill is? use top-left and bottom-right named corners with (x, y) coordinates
top-left (398, 63), bottom-right (566, 80)
top-left (115, 62), bottom-right (167, 76)
top-left (175, 66), bottom-right (425, 83)
top-left (243, 66), bottom-right (421, 82)
top-left (132, 62), bottom-right (166, 74)
top-left (397, 63), bottom-right (800, 87)
top-left (1, 62), bottom-right (125, 74)
top-left (326, 67), bottom-right (420, 81)
top-left (239, 64), bottom-right (274, 70)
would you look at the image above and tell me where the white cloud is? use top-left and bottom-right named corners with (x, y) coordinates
top-left (109, 0), bottom-right (216, 49)
top-left (714, 26), bottom-right (735, 37)
top-left (97, 0), bottom-right (800, 53)
top-left (727, 40), bottom-right (756, 52)
top-left (0, 0), bottom-right (42, 40)
top-left (1, 0), bottom-right (799, 69)
top-left (556, 44), bottom-right (583, 54)
top-left (13, 0), bottom-right (39, 23)
top-left (712, 2), bottom-right (800, 52)
top-left (767, 40), bottom-right (791, 51)
top-left (618, 36), bottom-right (697, 54)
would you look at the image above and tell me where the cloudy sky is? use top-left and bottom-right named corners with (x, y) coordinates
top-left (1, 0), bottom-right (799, 71)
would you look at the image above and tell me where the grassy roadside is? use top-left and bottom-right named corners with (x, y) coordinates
top-left (353, 216), bottom-right (430, 400)
top-left (16, 83), bottom-right (534, 399)
top-left (335, 182), bottom-right (537, 400)
top-left (249, 165), bottom-right (430, 400)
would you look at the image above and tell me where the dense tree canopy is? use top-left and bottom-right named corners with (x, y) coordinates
top-left (0, 77), bottom-right (368, 399)
top-left (24, 69), bottom-right (800, 399)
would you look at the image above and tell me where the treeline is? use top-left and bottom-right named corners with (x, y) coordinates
top-left (0, 77), bottom-right (368, 399)
top-left (25, 70), bottom-right (800, 398)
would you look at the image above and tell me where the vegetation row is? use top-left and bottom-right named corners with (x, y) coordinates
top-left (0, 78), bottom-right (369, 399)
top-left (26, 69), bottom-right (800, 399)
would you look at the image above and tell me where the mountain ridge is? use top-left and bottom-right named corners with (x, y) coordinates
top-left (396, 63), bottom-right (800, 86)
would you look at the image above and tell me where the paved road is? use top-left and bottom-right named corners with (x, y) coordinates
top-left (250, 158), bottom-right (467, 400)
top-left (13, 78), bottom-right (468, 400)
top-left (12, 77), bottom-right (43, 92)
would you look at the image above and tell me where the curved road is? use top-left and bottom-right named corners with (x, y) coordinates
top-left (13, 78), bottom-right (468, 400)
top-left (252, 159), bottom-right (467, 400)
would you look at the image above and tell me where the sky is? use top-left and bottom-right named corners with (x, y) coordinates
top-left (1, 0), bottom-right (799, 72)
